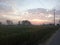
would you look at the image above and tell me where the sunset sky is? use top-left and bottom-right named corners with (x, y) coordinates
top-left (0, 0), bottom-right (60, 25)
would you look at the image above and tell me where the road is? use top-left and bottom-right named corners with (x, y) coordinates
top-left (47, 28), bottom-right (60, 45)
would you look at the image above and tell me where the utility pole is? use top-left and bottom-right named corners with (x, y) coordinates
top-left (54, 9), bottom-right (55, 26)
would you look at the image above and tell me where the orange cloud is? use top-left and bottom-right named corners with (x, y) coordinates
top-left (29, 19), bottom-right (49, 25)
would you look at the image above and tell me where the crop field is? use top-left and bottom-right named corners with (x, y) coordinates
top-left (0, 25), bottom-right (59, 45)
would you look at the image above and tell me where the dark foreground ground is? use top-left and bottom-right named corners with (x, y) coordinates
top-left (0, 25), bottom-right (59, 45)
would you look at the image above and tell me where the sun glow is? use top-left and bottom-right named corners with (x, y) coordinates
top-left (29, 19), bottom-right (49, 24)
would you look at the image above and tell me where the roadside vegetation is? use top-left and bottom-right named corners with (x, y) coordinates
top-left (0, 25), bottom-right (59, 45)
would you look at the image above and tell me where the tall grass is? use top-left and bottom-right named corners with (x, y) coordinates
top-left (0, 25), bottom-right (59, 45)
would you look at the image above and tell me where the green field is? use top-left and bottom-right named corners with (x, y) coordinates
top-left (0, 25), bottom-right (59, 45)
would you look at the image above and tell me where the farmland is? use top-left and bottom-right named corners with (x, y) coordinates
top-left (0, 25), bottom-right (59, 45)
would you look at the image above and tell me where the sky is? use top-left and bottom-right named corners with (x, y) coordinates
top-left (0, 0), bottom-right (60, 25)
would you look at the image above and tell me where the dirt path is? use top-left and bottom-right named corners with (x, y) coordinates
top-left (38, 28), bottom-right (60, 45)
top-left (46, 28), bottom-right (60, 45)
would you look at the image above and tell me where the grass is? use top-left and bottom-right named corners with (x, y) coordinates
top-left (0, 25), bottom-right (59, 45)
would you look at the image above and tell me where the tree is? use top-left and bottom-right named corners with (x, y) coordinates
top-left (18, 21), bottom-right (20, 25)
top-left (0, 22), bottom-right (2, 25)
top-left (21, 20), bottom-right (32, 26)
top-left (57, 20), bottom-right (60, 26)
top-left (59, 20), bottom-right (60, 24)
top-left (6, 20), bottom-right (13, 25)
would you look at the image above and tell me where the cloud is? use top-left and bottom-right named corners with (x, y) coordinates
top-left (27, 8), bottom-right (53, 19)
top-left (45, 14), bottom-right (53, 18)
top-left (25, 8), bottom-right (60, 24)
top-left (27, 8), bottom-right (47, 14)
top-left (27, 8), bottom-right (60, 15)
top-left (55, 10), bottom-right (60, 15)
top-left (0, 0), bottom-right (8, 1)
top-left (0, 0), bottom-right (19, 16)
top-left (48, 9), bottom-right (60, 15)
top-left (29, 19), bottom-right (53, 25)
top-left (0, 0), bottom-right (13, 2)
top-left (0, 0), bottom-right (60, 24)
top-left (0, 4), bottom-right (14, 15)
top-left (0, 0), bottom-right (19, 24)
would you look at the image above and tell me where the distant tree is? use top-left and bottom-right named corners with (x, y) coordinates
top-left (18, 21), bottom-right (20, 25)
top-left (21, 20), bottom-right (32, 25)
top-left (57, 20), bottom-right (60, 26)
top-left (57, 24), bottom-right (60, 26)
top-left (6, 20), bottom-right (13, 25)
top-left (59, 20), bottom-right (60, 24)
top-left (0, 22), bottom-right (2, 25)
top-left (48, 24), bottom-right (54, 26)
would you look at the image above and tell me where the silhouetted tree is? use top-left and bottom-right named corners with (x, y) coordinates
top-left (21, 20), bottom-right (31, 25)
top-left (57, 24), bottom-right (60, 26)
top-left (0, 22), bottom-right (2, 25)
top-left (6, 20), bottom-right (13, 25)
top-left (59, 20), bottom-right (60, 24)
top-left (18, 21), bottom-right (20, 25)
top-left (57, 20), bottom-right (60, 26)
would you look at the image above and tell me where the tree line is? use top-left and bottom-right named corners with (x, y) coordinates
top-left (0, 20), bottom-right (60, 26)
top-left (0, 20), bottom-right (32, 26)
